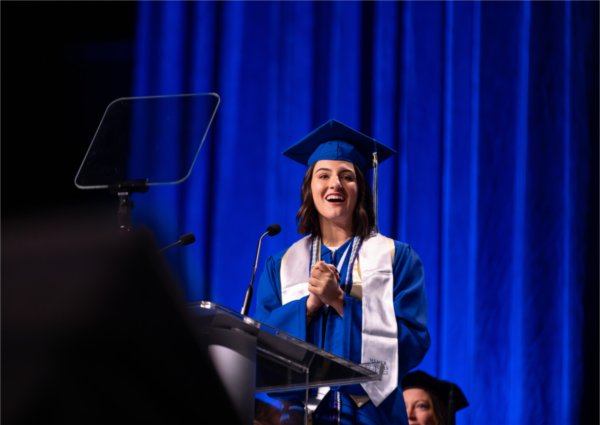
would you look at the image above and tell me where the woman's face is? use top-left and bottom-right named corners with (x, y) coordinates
top-left (310, 160), bottom-right (358, 229)
top-left (403, 388), bottom-right (439, 425)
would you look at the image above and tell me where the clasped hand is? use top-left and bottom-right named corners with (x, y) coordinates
top-left (307, 260), bottom-right (344, 316)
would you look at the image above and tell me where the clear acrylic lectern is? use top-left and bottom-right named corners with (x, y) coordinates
top-left (188, 301), bottom-right (382, 425)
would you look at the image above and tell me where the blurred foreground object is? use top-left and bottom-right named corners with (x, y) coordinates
top-left (1, 207), bottom-right (241, 424)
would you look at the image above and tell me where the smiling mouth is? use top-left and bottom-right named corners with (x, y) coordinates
top-left (326, 195), bottom-right (345, 203)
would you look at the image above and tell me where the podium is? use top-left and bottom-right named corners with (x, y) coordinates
top-left (188, 301), bottom-right (382, 425)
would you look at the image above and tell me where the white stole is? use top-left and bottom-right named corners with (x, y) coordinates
top-left (280, 234), bottom-right (398, 406)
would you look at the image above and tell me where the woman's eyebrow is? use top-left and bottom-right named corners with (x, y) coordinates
top-left (314, 167), bottom-right (355, 174)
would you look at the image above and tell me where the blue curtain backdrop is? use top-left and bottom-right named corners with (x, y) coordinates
top-left (129, 1), bottom-right (598, 424)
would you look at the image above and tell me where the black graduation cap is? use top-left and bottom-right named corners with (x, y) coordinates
top-left (402, 370), bottom-right (469, 425)
top-left (283, 119), bottom-right (396, 173)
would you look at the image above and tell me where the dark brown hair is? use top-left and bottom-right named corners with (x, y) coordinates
top-left (429, 390), bottom-right (448, 425)
top-left (296, 163), bottom-right (375, 238)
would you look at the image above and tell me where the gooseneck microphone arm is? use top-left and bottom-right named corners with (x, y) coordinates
top-left (159, 233), bottom-right (196, 253)
top-left (241, 224), bottom-right (281, 316)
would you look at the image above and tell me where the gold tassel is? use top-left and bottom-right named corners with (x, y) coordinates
top-left (372, 151), bottom-right (379, 234)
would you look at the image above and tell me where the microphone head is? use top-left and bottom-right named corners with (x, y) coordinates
top-left (266, 224), bottom-right (281, 236)
top-left (179, 233), bottom-right (196, 246)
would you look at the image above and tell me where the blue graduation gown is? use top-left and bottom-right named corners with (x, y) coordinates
top-left (254, 237), bottom-right (430, 425)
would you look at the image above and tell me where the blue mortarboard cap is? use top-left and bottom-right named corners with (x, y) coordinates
top-left (283, 119), bottom-right (396, 172)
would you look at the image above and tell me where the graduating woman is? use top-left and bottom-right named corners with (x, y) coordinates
top-left (255, 119), bottom-right (430, 424)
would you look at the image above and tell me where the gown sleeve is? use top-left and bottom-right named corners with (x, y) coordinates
top-left (393, 241), bottom-right (430, 377)
top-left (254, 251), bottom-right (309, 341)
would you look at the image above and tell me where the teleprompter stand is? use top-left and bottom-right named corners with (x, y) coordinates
top-left (188, 302), bottom-right (383, 425)
top-left (74, 93), bottom-right (221, 230)
top-left (108, 179), bottom-right (148, 232)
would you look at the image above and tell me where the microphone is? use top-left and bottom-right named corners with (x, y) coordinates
top-left (159, 233), bottom-right (196, 253)
top-left (240, 224), bottom-right (281, 316)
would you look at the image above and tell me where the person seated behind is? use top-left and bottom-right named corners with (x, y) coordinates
top-left (402, 370), bottom-right (468, 425)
